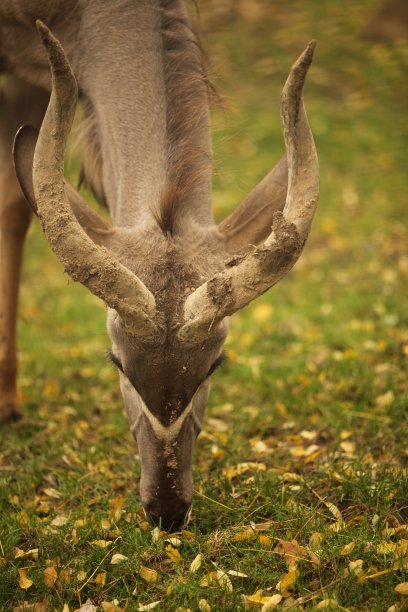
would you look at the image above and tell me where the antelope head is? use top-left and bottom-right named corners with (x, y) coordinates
top-left (14, 23), bottom-right (318, 531)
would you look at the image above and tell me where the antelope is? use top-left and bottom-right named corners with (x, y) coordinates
top-left (0, 1), bottom-right (319, 531)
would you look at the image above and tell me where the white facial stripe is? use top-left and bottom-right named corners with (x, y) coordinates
top-left (139, 397), bottom-right (194, 442)
top-left (122, 376), bottom-right (197, 442)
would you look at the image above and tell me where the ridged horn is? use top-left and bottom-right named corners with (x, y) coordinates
top-left (179, 41), bottom-right (319, 342)
top-left (32, 21), bottom-right (158, 337)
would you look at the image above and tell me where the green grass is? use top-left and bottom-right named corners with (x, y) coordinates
top-left (0, 1), bottom-right (407, 610)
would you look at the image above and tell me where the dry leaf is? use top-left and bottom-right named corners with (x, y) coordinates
top-left (198, 600), bottom-right (211, 612)
top-left (95, 572), bottom-right (107, 586)
top-left (44, 566), bottom-right (58, 587)
top-left (43, 487), bottom-right (61, 499)
top-left (189, 553), bottom-right (202, 573)
top-left (395, 581), bottom-right (408, 595)
top-left (233, 528), bottom-right (255, 542)
top-left (90, 540), bottom-right (113, 548)
top-left (340, 541), bottom-right (355, 556)
top-left (227, 569), bottom-right (248, 577)
top-left (13, 603), bottom-right (47, 612)
top-left (258, 534), bottom-right (273, 548)
top-left (74, 600), bottom-right (97, 612)
top-left (261, 595), bottom-right (283, 611)
top-left (316, 600), bottom-right (339, 609)
top-left (51, 515), bottom-right (69, 527)
top-left (18, 569), bottom-right (33, 590)
top-left (137, 602), bottom-right (161, 611)
top-left (165, 544), bottom-right (181, 564)
top-left (274, 539), bottom-right (307, 566)
top-left (164, 536), bottom-right (182, 547)
top-left (111, 553), bottom-right (128, 564)
top-left (101, 518), bottom-right (111, 530)
top-left (140, 567), bottom-right (158, 583)
top-left (101, 603), bottom-right (124, 612)
top-left (278, 570), bottom-right (297, 592)
top-left (216, 569), bottom-right (233, 592)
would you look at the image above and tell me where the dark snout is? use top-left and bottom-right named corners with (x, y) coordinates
top-left (144, 503), bottom-right (192, 532)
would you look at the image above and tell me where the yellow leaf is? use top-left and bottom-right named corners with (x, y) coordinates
top-left (349, 559), bottom-right (364, 576)
top-left (339, 441), bottom-right (355, 454)
top-left (109, 495), bottom-right (124, 521)
top-left (164, 536), bottom-right (182, 547)
top-left (77, 570), bottom-right (87, 581)
top-left (357, 569), bottom-right (391, 582)
top-left (44, 566), bottom-right (58, 587)
top-left (140, 567), bottom-right (158, 583)
top-left (101, 518), bottom-right (111, 530)
top-left (51, 515), bottom-right (69, 527)
top-left (189, 553), bottom-right (202, 573)
top-left (261, 595), bottom-right (283, 611)
top-left (137, 602), bottom-right (161, 611)
top-left (340, 541), bottom-right (355, 556)
top-left (279, 570), bottom-right (297, 592)
top-left (395, 581), bottom-right (408, 595)
top-left (258, 535), bottom-right (273, 548)
top-left (59, 569), bottom-right (71, 584)
top-left (165, 545), bottom-right (181, 564)
top-left (198, 600), bottom-right (211, 612)
top-left (233, 528), bottom-right (255, 542)
top-left (316, 600), bottom-right (340, 609)
top-left (227, 569), bottom-right (248, 577)
top-left (309, 532), bottom-right (324, 550)
top-left (216, 569), bottom-right (233, 592)
top-left (393, 556), bottom-right (408, 570)
top-left (95, 572), bottom-right (107, 586)
top-left (101, 603), bottom-right (124, 612)
top-left (43, 487), bottom-right (61, 499)
top-left (91, 540), bottom-right (113, 548)
top-left (377, 541), bottom-right (396, 554)
top-left (18, 568), bottom-right (33, 590)
top-left (110, 553), bottom-right (128, 565)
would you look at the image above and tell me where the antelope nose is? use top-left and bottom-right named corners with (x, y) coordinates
top-left (144, 504), bottom-right (192, 532)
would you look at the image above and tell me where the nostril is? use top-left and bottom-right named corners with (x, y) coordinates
top-left (143, 504), bottom-right (192, 532)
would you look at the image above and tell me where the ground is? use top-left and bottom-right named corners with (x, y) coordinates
top-left (0, 1), bottom-right (407, 610)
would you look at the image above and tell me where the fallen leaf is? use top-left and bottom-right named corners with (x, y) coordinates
top-left (164, 536), bottom-right (182, 547)
top-left (340, 541), bottom-right (355, 556)
top-left (44, 566), bottom-right (58, 587)
top-left (111, 553), bottom-right (128, 564)
top-left (274, 539), bottom-right (307, 566)
top-left (395, 581), bottom-right (408, 595)
top-left (190, 553), bottom-right (202, 573)
top-left (95, 572), bottom-right (107, 586)
top-left (101, 603), bottom-right (124, 612)
top-left (258, 534), bottom-right (273, 548)
top-left (227, 569), bottom-right (248, 577)
top-left (51, 515), bottom-right (69, 527)
top-left (90, 540), bottom-right (113, 548)
top-left (74, 600), bottom-right (97, 612)
top-left (233, 528), bottom-right (255, 542)
top-left (13, 603), bottom-right (47, 612)
top-left (261, 595), bottom-right (283, 611)
top-left (198, 600), bottom-right (211, 612)
top-left (137, 602), bottom-right (161, 611)
top-left (316, 600), bottom-right (340, 609)
top-left (18, 569), bottom-right (33, 590)
top-left (140, 566), bottom-right (158, 583)
top-left (278, 569), bottom-right (297, 592)
top-left (43, 487), bottom-right (61, 499)
top-left (166, 544), bottom-right (181, 564)
top-left (216, 569), bottom-right (233, 592)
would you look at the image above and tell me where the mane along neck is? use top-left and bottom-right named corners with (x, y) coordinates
top-left (78, 0), bottom-right (213, 232)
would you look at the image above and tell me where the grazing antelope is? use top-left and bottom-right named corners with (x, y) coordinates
top-left (0, 1), bottom-right (318, 530)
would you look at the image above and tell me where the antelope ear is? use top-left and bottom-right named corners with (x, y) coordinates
top-left (218, 155), bottom-right (288, 256)
top-left (13, 125), bottom-right (114, 246)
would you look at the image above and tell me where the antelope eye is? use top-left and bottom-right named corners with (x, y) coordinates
top-left (207, 351), bottom-right (227, 378)
top-left (108, 350), bottom-right (124, 373)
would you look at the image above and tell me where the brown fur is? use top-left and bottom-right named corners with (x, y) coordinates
top-left (158, 0), bottom-right (213, 235)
